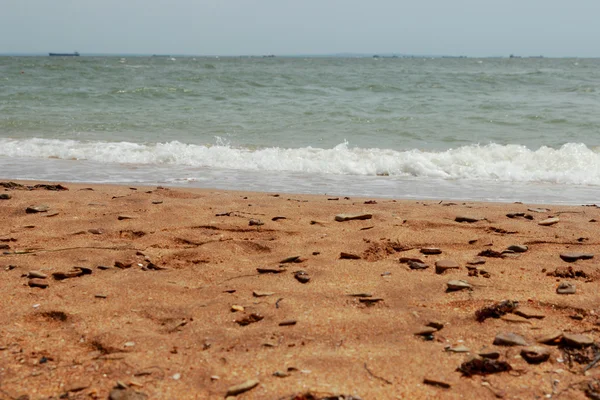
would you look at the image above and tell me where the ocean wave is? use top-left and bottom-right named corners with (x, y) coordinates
top-left (1, 138), bottom-right (600, 186)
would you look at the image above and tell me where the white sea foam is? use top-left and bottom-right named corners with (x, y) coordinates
top-left (1, 138), bottom-right (600, 186)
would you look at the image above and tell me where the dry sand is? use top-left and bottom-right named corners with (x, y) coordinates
top-left (1, 180), bottom-right (600, 399)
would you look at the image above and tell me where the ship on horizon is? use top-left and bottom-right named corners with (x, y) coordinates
top-left (49, 51), bottom-right (80, 57)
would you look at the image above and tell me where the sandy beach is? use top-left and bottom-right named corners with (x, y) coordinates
top-left (1, 180), bottom-right (600, 399)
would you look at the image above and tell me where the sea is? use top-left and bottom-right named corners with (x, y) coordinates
top-left (1, 55), bottom-right (600, 205)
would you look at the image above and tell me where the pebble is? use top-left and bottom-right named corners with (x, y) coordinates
top-left (539, 217), bottom-right (559, 226)
top-left (0, 193), bottom-right (11, 200)
top-left (252, 291), bottom-right (274, 297)
top-left (231, 305), bottom-right (245, 312)
top-left (562, 333), bottom-right (594, 348)
top-left (493, 332), bottom-right (529, 346)
top-left (108, 387), bottom-right (148, 400)
top-left (479, 349), bottom-right (501, 359)
top-left (294, 270), bottom-right (311, 284)
top-left (446, 345), bottom-right (470, 353)
top-left (514, 307), bottom-right (546, 319)
top-left (340, 252), bottom-right (361, 260)
top-left (435, 259), bottom-right (460, 274)
top-left (423, 377), bottom-right (451, 389)
top-left (95, 294), bottom-right (107, 299)
top-left (45, 211), bottom-right (59, 217)
top-left (225, 379), bottom-right (260, 396)
top-left (249, 219), bottom-right (264, 226)
top-left (334, 213), bottom-right (373, 222)
top-left (279, 320), bottom-right (297, 326)
top-left (500, 314), bottom-right (531, 324)
top-left (507, 244), bottom-right (528, 253)
top-left (455, 215), bottom-right (485, 223)
top-left (556, 281), bottom-right (576, 294)
top-left (28, 278), bottom-right (49, 289)
top-left (280, 256), bottom-right (301, 263)
top-left (26, 204), bottom-right (49, 213)
top-left (235, 313), bottom-right (264, 326)
top-left (536, 330), bottom-right (563, 345)
top-left (28, 270), bottom-right (48, 279)
top-left (446, 280), bottom-right (472, 291)
top-left (528, 208), bottom-right (550, 213)
top-left (117, 215), bottom-right (136, 220)
top-left (467, 258), bottom-right (486, 265)
top-left (520, 346), bottom-right (551, 364)
top-left (414, 327), bottom-right (437, 336)
top-left (426, 321), bottom-right (445, 330)
top-left (408, 261), bottom-right (429, 270)
top-left (88, 228), bottom-right (104, 235)
top-left (420, 247), bottom-right (442, 255)
top-left (559, 252), bottom-right (594, 262)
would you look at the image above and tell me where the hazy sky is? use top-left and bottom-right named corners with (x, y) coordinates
top-left (2, 0), bottom-right (599, 57)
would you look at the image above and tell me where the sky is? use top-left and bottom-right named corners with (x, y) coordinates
top-left (1, 0), bottom-right (600, 57)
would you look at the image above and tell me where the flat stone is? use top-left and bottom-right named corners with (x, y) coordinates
top-left (560, 252), bottom-right (594, 262)
top-left (521, 346), bottom-right (551, 364)
top-left (507, 244), bottom-right (528, 253)
top-left (528, 208), bottom-right (550, 213)
top-left (455, 215), bottom-right (485, 223)
top-left (493, 332), bottom-right (528, 346)
top-left (28, 278), bottom-right (49, 288)
top-left (479, 349), bottom-right (501, 359)
top-left (514, 307), bottom-right (545, 319)
top-left (280, 256), bottom-right (302, 263)
top-left (26, 205), bottom-right (49, 213)
top-left (252, 291), bottom-right (274, 297)
top-left (423, 377), bottom-right (451, 389)
top-left (537, 330), bottom-right (563, 345)
top-left (334, 213), bottom-right (373, 222)
top-left (225, 379), bottom-right (260, 396)
top-left (435, 259), bottom-right (460, 274)
top-left (539, 217), bottom-right (559, 226)
top-left (88, 228), bottom-right (104, 235)
top-left (231, 305), bottom-right (244, 312)
top-left (294, 270), bottom-right (310, 283)
top-left (426, 321), bottom-right (444, 330)
top-left (0, 194), bottom-right (11, 200)
top-left (249, 219), bottom-right (264, 226)
top-left (408, 260), bottom-right (429, 270)
top-left (557, 281), bottom-right (576, 294)
top-left (446, 345), bottom-right (470, 353)
top-left (467, 257), bottom-right (486, 265)
top-left (28, 270), bottom-right (48, 279)
top-left (500, 314), bottom-right (531, 324)
top-left (278, 320), bottom-right (297, 326)
top-left (340, 252), bottom-right (361, 260)
top-left (420, 247), bottom-right (442, 255)
top-left (562, 333), bottom-right (594, 348)
top-left (414, 327), bottom-right (437, 336)
top-left (117, 215), bottom-right (136, 220)
top-left (447, 280), bottom-right (472, 291)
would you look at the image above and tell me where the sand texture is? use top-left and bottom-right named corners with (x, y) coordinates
top-left (1, 181), bottom-right (600, 399)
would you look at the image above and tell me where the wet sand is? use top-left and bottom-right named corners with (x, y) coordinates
top-left (1, 181), bottom-right (599, 399)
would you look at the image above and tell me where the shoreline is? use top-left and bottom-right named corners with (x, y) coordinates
top-left (2, 180), bottom-right (600, 399)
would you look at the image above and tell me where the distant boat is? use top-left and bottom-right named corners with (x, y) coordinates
top-left (49, 51), bottom-right (80, 57)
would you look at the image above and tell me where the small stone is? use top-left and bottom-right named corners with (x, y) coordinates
top-left (467, 258), bottom-right (486, 265)
top-left (514, 307), bottom-right (545, 319)
top-left (45, 211), bottom-right (59, 217)
top-left (528, 208), bottom-right (550, 213)
top-left (426, 321), bottom-right (445, 330)
top-left (95, 294), bottom-right (107, 299)
top-left (521, 346), bottom-right (551, 364)
top-left (235, 313), bottom-right (264, 326)
top-left (172, 373), bottom-right (181, 380)
top-left (414, 327), bottom-right (438, 336)
top-left (340, 252), bottom-right (361, 260)
top-left (507, 244), bottom-right (528, 253)
top-left (117, 215), bottom-right (136, 220)
top-left (273, 371), bottom-right (290, 378)
top-left (562, 333), bottom-right (594, 348)
top-left (249, 219), bottom-right (264, 226)
top-left (256, 267), bottom-right (286, 274)
top-left (358, 298), bottom-right (384, 306)
top-left (294, 270), bottom-right (310, 283)
top-left (108, 387), bottom-right (148, 400)
top-left (408, 261), bottom-right (429, 270)
top-left (493, 332), bottom-right (528, 346)
top-left (559, 252), bottom-right (594, 262)
top-left (446, 280), bottom-right (472, 291)
top-left (278, 320), bottom-right (297, 326)
top-left (506, 212), bottom-right (525, 218)
top-left (88, 228), bottom-right (103, 235)
top-left (225, 379), bottom-right (260, 396)
top-left (0, 193), bottom-right (11, 200)
top-left (151, 200), bottom-right (163, 204)
top-left (334, 213), bottom-right (372, 222)
top-left (231, 305), bottom-right (245, 312)
top-left (420, 247), bottom-right (442, 255)
top-left (124, 341), bottom-right (135, 347)
top-left (557, 281), bottom-right (576, 294)
top-left (252, 291), bottom-right (274, 297)
top-left (539, 217), bottom-right (559, 226)
top-left (435, 259), bottom-right (460, 274)
top-left (28, 270), bottom-right (48, 279)
top-left (280, 256), bottom-right (302, 263)
top-left (455, 215), bottom-right (485, 223)
top-left (26, 204), bottom-right (49, 213)
top-left (536, 330), bottom-right (563, 345)
top-left (423, 377), bottom-right (451, 388)
top-left (479, 349), bottom-right (501, 359)
top-left (28, 278), bottom-right (49, 289)
top-left (347, 293), bottom-right (373, 298)
top-left (446, 345), bottom-right (470, 353)
top-left (500, 314), bottom-right (531, 324)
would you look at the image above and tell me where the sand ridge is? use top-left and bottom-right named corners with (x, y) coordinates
top-left (1, 181), bottom-right (600, 399)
